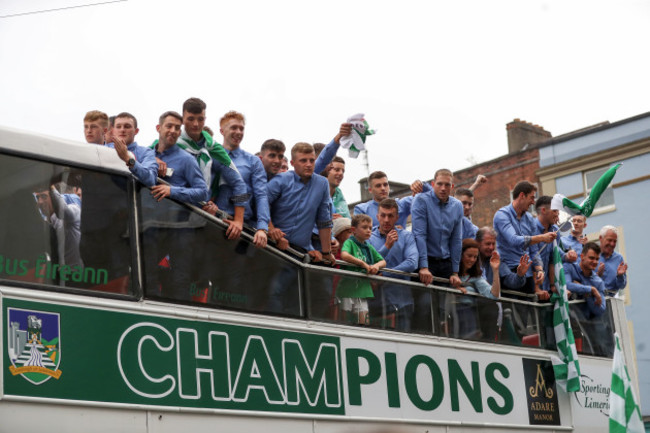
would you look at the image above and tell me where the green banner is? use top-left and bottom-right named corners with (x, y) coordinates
top-left (4, 298), bottom-right (344, 415)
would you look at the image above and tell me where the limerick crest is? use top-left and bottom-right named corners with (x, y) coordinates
top-left (7, 308), bottom-right (62, 384)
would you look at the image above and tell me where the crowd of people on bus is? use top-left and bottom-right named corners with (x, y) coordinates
top-left (71, 97), bottom-right (628, 347)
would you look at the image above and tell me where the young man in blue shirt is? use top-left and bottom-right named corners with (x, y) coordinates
top-left (266, 142), bottom-right (333, 315)
top-left (369, 198), bottom-right (419, 331)
top-left (259, 139), bottom-right (286, 180)
top-left (216, 111), bottom-right (269, 248)
top-left (413, 169), bottom-right (464, 287)
top-left (492, 181), bottom-right (555, 296)
top-left (107, 112), bottom-right (158, 187)
top-left (411, 169), bottom-right (464, 332)
top-left (177, 98), bottom-right (248, 240)
top-left (267, 142), bottom-right (333, 260)
top-left (354, 171), bottom-right (414, 228)
top-left (144, 111), bottom-right (209, 300)
top-left (563, 242), bottom-right (611, 356)
top-left (532, 196), bottom-right (578, 300)
top-left (150, 111), bottom-right (209, 205)
top-left (83, 110), bottom-right (108, 145)
top-left (561, 214), bottom-right (588, 256)
top-left (455, 188), bottom-right (479, 240)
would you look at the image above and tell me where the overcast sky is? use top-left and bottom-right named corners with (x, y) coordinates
top-left (1, 0), bottom-right (650, 202)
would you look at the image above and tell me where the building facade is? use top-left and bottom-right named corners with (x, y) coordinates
top-left (536, 112), bottom-right (650, 413)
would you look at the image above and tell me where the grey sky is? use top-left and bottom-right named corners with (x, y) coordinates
top-left (1, 0), bottom-right (650, 202)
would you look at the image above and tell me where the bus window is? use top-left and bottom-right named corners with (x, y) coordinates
top-left (138, 190), bottom-right (302, 317)
top-left (0, 153), bottom-right (135, 295)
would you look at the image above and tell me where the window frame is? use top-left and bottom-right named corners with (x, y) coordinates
top-left (582, 165), bottom-right (616, 215)
top-left (0, 148), bottom-right (142, 302)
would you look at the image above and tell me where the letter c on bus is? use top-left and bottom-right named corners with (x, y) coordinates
top-left (117, 322), bottom-right (176, 398)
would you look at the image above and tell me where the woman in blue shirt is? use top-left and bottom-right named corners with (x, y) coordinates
top-left (452, 239), bottom-right (501, 339)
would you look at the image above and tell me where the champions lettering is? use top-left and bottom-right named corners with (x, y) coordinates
top-left (117, 322), bottom-right (514, 415)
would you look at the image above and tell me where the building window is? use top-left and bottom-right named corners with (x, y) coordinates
top-left (583, 166), bottom-right (615, 213)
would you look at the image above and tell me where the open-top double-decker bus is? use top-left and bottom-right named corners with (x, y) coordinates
top-left (0, 126), bottom-right (637, 432)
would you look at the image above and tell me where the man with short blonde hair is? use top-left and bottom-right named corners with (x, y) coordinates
top-left (216, 110), bottom-right (269, 248)
top-left (561, 214), bottom-right (588, 255)
top-left (83, 110), bottom-right (109, 145)
top-left (266, 142), bottom-right (333, 314)
top-left (267, 142), bottom-right (332, 260)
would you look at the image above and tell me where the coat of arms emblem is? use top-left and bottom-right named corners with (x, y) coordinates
top-left (7, 308), bottom-right (62, 384)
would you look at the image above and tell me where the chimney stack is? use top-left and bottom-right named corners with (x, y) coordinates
top-left (506, 119), bottom-right (552, 153)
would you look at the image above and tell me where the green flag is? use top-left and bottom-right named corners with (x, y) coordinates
top-left (549, 240), bottom-right (581, 392)
top-left (609, 333), bottom-right (644, 433)
top-left (550, 164), bottom-right (621, 217)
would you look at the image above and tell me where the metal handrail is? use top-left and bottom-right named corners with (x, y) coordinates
top-left (149, 183), bottom-right (578, 307)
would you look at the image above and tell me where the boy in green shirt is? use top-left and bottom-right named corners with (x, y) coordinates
top-left (339, 214), bottom-right (386, 324)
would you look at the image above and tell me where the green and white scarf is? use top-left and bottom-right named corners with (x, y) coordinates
top-left (176, 130), bottom-right (235, 200)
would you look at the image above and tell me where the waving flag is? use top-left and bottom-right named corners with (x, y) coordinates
top-left (551, 163), bottom-right (621, 217)
top-left (340, 113), bottom-right (376, 158)
top-left (609, 333), bottom-right (644, 433)
top-left (549, 240), bottom-right (581, 392)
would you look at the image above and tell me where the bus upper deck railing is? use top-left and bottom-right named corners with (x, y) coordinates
top-left (148, 184), bottom-right (614, 357)
top-left (0, 151), bottom-right (615, 359)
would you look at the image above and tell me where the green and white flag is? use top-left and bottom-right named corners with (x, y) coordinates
top-left (551, 163), bottom-right (621, 217)
top-left (609, 333), bottom-right (644, 433)
top-left (340, 113), bottom-right (376, 158)
top-left (549, 239), bottom-right (581, 392)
